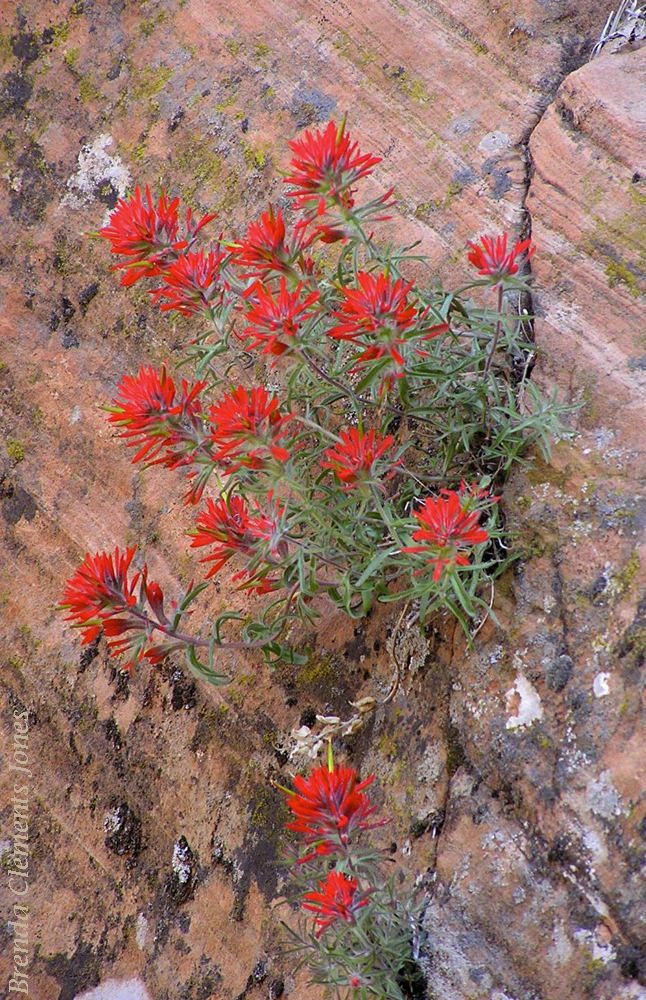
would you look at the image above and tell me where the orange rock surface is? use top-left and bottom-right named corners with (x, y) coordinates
top-left (1, 3), bottom-right (645, 999)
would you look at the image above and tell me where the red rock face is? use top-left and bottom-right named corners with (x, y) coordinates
top-left (2, 3), bottom-right (646, 1000)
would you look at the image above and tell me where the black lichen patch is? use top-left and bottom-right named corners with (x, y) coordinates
top-left (290, 85), bottom-right (336, 127)
top-left (104, 800), bottom-right (143, 857)
top-left (78, 281), bottom-right (99, 315)
top-left (96, 179), bottom-right (120, 209)
top-left (0, 476), bottom-right (37, 525)
top-left (169, 667), bottom-right (198, 711)
top-left (109, 662), bottom-right (130, 700)
top-left (104, 716), bottom-right (125, 777)
top-left (10, 29), bottom-right (41, 66)
top-left (79, 636), bottom-right (100, 671)
top-left (444, 717), bottom-right (466, 777)
top-left (269, 978), bottom-right (284, 999)
top-left (43, 941), bottom-right (101, 1000)
top-left (229, 784), bottom-right (289, 920)
top-left (616, 591), bottom-right (646, 673)
top-left (545, 653), bottom-right (574, 691)
top-left (343, 625), bottom-right (370, 663)
top-left (9, 140), bottom-right (56, 224)
top-left (0, 70), bottom-right (33, 119)
top-left (617, 943), bottom-right (646, 987)
top-left (178, 958), bottom-right (223, 1000)
top-left (62, 328), bottom-right (80, 349)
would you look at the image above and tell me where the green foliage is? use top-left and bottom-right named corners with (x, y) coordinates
top-left (88, 119), bottom-right (566, 674)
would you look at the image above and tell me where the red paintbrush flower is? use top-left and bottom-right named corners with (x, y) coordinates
top-left (241, 278), bottom-right (320, 356)
top-left (190, 494), bottom-right (255, 577)
top-left (60, 548), bottom-right (191, 675)
top-left (97, 186), bottom-right (182, 285)
top-left (59, 546), bottom-right (140, 644)
top-left (107, 364), bottom-right (207, 465)
top-left (282, 762), bottom-right (384, 849)
top-left (209, 385), bottom-right (294, 472)
top-left (150, 248), bottom-right (227, 316)
top-left (232, 205), bottom-right (315, 278)
top-left (329, 272), bottom-right (448, 374)
top-left (302, 871), bottom-right (372, 937)
top-left (444, 479), bottom-right (501, 506)
top-left (97, 186), bottom-right (216, 286)
top-left (284, 119), bottom-right (382, 215)
top-left (402, 490), bottom-right (489, 582)
top-left (467, 233), bottom-right (535, 284)
top-left (321, 428), bottom-right (396, 490)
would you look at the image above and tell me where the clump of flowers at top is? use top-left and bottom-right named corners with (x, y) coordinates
top-left (59, 115), bottom-right (559, 684)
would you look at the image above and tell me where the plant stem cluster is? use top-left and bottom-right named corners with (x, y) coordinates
top-left (60, 118), bottom-right (567, 682)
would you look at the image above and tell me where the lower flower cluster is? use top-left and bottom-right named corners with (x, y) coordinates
top-left (279, 758), bottom-right (421, 999)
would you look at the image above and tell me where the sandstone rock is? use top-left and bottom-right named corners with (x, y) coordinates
top-left (2, 2), bottom-right (645, 1000)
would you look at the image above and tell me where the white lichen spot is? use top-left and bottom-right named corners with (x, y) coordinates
top-left (135, 913), bottom-right (148, 950)
top-left (415, 745), bottom-right (443, 784)
top-left (477, 130), bottom-right (510, 155)
top-left (593, 672), bottom-right (610, 698)
top-left (587, 770), bottom-right (621, 819)
top-left (172, 840), bottom-right (192, 883)
top-left (505, 674), bottom-right (543, 730)
top-left (103, 808), bottom-right (121, 835)
top-left (574, 928), bottom-right (616, 964)
top-left (70, 405), bottom-right (82, 424)
top-left (61, 134), bottom-right (131, 217)
top-left (595, 427), bottom-right (615, 450)
top-left (543, 593), bottom-right (556, 614)
top-left (489, 644), bottom-right (504, 665)
top-left (582, 827), bottom-right (607, 865)
top-left (74, 979), bottom-right (151, 1000)
top-left (548, 921), bottom-right (573, 967)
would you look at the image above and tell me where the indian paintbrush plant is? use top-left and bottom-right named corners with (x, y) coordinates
top-left (277, 748), bottom-right (424, 1000)
top-left (59, 118), bottom-right (566, 685)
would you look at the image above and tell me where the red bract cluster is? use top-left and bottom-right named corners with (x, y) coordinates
top-left (190, 491), bottom-right (287, 580)
top-left (59, 546), bottom-right (139, 643)
top-left (242, 278), bottom-right (320, 357)
top-left (59, 547), bottom-right (168, 674)
top-left (321, 427), bottom-right (396, 490)
top-left (303, 871), bottom-right (372, 938)
top-left (107, 364), bottom-right (207, 466)
top-left (450, 479), bottom-right (501, 505)
top-left (190, 495), bottom-right (254, 577)
top-left (209, 385), bottom-right (294, 471)
top-left (284, 119), bottom-right (384, 215)
top-left (97, 186), bottom-right (215, 286)
top-left (283, 762), bottom-right (384, 850)
top-left (150, 248), bottom-right (227, 316)
top-left (233, 205), bottom-right (314, 278)
top-left (467, 233), bottom-right (535, 283)
top-left (404, 490), bottom-right (490, 581)
top-left (329, 272), bottom-right (448, 386)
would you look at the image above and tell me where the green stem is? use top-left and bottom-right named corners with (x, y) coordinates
top-left (484, 284), bottom-right (504, 374)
